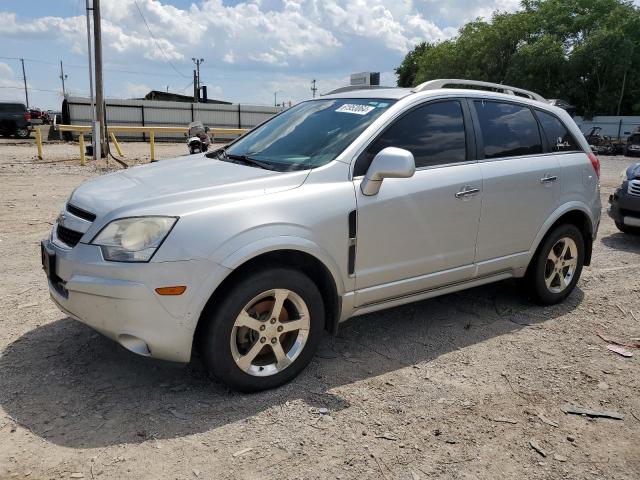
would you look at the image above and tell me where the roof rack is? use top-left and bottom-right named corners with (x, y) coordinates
top-left (322, 85), bottom-right (393, 96)
top-left (411, 79), bottom-right (546, 102)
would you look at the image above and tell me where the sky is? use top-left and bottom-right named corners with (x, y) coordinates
top-left (0, 0), bottom-right (539, 110)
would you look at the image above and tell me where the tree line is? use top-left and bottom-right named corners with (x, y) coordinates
top-left (395, 0), bottom-right (640, 117)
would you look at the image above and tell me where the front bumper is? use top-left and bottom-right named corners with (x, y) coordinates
top-left (608, 182), bottom-right (640, 226)
top-left (41, 237), bottom-right (228, 362)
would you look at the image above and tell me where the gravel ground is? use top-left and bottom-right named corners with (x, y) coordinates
top-left (0, 142), bottom-right (639, 480)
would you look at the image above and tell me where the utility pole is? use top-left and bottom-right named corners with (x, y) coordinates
top-left (192, 58), bottom-right (204, 102)
top-left (59, 61), bottom-right (68, 97)
top-left (311, 79), bottom-right (317, 99)
top-left (93, 0), bottom-right (106, 157)
top-left (20, 59), bottom-right (29, 108)
top-left (85, 0), bottom-right (97, 158)
top-left (193, 69), bottom-right (197, 103)
top-left (274, 90), bottom-right (282, 107)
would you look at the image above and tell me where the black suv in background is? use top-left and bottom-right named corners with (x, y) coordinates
top-left (626, 133), bottom-right (640, 157)
top-left (609, 163), bottom-right (640, 234)
top-left (0, 101), bottom-right (31, 138)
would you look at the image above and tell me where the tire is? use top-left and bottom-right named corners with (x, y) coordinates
top-left (615, 221), bottom-right (640, 235)
top-left (526, 224), bottom-right (584, 305)
top-left (15, 127), bottom-right (30, 139)
top-left (198, 268), bottom-right (325, 392)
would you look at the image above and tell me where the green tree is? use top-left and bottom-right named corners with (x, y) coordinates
top-left (395, 42), bottom-right (431, 87)
top-left (398, 0), bottom-right (640, 115)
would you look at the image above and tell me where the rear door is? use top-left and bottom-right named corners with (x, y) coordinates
top-left (471, 99), bottom-right (561, 274)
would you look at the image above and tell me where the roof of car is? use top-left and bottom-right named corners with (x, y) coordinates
top-left (321, 87), bottom-right (412, 100)
top-left (321, 80), bottom-right (551, 106)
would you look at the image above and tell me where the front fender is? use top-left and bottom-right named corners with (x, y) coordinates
top-left (220, 235), bottom-right (347, 296)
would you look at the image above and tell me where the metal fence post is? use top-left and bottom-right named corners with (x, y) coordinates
top-left (149, 130), bottom-right (155, 161)
top-left (141, 105), bottom-right (146, 142)
top-left (35, 127), bottom-right (43, 160)
top-left (79, 134), bottom-right (86, 166)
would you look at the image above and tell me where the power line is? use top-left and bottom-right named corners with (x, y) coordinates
top-left (133, 0), bottom-right (188, 79)
top-left (0, 56), bottom-right (189, 79)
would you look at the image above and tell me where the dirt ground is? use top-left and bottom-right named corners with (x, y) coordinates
top-left (0, 140), bottom-right (639, 480)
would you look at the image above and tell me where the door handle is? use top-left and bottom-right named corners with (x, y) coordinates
top-left (455, 186), bottom-right (480, 198)
top-left (540, 174), bottom-right (558, 183)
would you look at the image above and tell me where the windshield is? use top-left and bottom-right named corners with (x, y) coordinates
top-left (212, 98), bottom-right (395, 171)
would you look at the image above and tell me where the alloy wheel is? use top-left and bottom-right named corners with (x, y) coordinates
top-left (230, 289), bottom-right (310, 377)
top-left (544, 236), bottom-right (578, 294)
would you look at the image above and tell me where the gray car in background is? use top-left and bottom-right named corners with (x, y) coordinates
top-left (41, 79), bottom-right (601, 391)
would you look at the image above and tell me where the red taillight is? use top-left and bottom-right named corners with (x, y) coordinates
top-left (23, 112), bottom-right (31, 121)
top-left (588, 152), bottom-right (600, 179)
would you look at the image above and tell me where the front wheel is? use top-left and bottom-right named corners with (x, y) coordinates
top-left (526, 224), bottom-right (584, 305)
top-left (198, 268), bottom-right (324, 392)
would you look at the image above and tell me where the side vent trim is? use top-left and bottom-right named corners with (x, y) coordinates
top-left (348, 210), bottom-right (357, 276)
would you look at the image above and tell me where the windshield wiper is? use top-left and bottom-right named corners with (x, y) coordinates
top-left (225, 153), bottom-right (276, 170)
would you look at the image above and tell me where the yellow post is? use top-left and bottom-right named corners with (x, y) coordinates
top-left (109, 131), bottom-right (124, 156)
top-left (35, 127), bottom-right (43, 160)
top-left (79, 134), bottom-right (86, 166)
top-left (149, 130), bottom-right (155, 162)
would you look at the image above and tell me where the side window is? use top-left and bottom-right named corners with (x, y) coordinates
top-left (536, 110), bottom-right (580, 153)
top-left (474, 101), bottom-right (542, 159)
top-left (354, 100), bottom-right (467, 176)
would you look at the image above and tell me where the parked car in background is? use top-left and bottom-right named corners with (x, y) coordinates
top-left (625, 133), bottom-right (640, 157)
top-left (0, 101), bottom-right (31, 138)
top-left (609, 163), bottom-right (640, 234)
top-left (41, 79), bottom-right (601, 392)
top-left (29, 108), bottom-right (51, 125)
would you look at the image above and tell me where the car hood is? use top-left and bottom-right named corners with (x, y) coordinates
top-left (69, 154), bottom-right (308, 218)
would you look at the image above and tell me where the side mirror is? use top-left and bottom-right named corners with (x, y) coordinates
top-left (361, 147), bottom-right (415, 196)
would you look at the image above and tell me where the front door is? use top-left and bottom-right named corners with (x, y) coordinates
top-left (352, 99), bottom-right (482, 307)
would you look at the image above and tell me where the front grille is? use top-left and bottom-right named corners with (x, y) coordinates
top-left (56, 225), bottom-right (84, 247)
top-left (66, 203), bottom-right (96, 222)
top-left (628, 180), bottom-right (640, 197)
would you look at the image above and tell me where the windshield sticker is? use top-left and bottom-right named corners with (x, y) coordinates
top-left (377, 102), bottom-right (389, 108)
top-left (335, 104), bottom-right (376, 115)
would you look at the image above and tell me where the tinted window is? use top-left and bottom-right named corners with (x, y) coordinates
top-left (474, 101), bottom-right (542, 159)
top-left (221, 98), bottom-right (395, 171)
top-left (356, 101), bottom-right (466, 175)
top-left (0, 103), bottom-right (25, 113)
top-left (536, 110), bottom-right (580, 152)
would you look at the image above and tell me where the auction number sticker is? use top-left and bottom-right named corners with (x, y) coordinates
top-left (335, 104), bottom-right (376, 115)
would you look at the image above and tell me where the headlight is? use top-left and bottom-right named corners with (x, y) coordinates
top-left (92, 217), bottom-right (177, 262)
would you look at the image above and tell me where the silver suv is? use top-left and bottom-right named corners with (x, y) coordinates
top-left (42, 79), bottom-right (601, 391)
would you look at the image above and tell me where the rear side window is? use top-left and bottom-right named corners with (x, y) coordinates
top-left (474, 101), bottom-right (542, 159)
top-left (536, 110), bottom-right (580, 152)
top-left (0, 103), bottom-right (25, 112)
top-left (356, 100), bottom-right (466, 175)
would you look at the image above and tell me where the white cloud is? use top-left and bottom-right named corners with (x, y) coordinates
top-left (0, 0), bottom-right (534, 106)
top-left (0, 62), bottom-right (26, 101)
top-left (121, 82), bottom-right (152, 98)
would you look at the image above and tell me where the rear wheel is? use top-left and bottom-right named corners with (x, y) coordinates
top-left (198, 268), bottom-right (324, 392)
top-left (526, 224), bottom-right (584, 305)
top-left (615, 221), bottom-right (640, 235)
top-left (15, 127), bottom-right (29, 138)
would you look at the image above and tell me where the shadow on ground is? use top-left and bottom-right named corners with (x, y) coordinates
top-left (601, 231), bottom-right (640, 254)
top-left (0, 280), bottom-right (583, 449)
